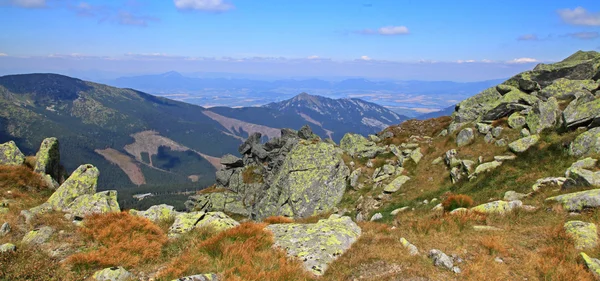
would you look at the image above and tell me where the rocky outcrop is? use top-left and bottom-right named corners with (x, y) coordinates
top-left (526, 98), bottom-right (560, 134)
top-left (187, 126), bottom-right (350, 220)
top-left (340, 133), bottom-right (385, 158)
top-left (34, 137), bottom-right (60, 183)
top-left (47, 164), bottom-right (99, 209)
top-left (581, 252), bottom-right (600, 279)
top-left (266, 215), bottom-right (361, 276)
top-left (168, 211), bottom-right (239, 238)
top-left (0, 140), bottom-right (25, 166)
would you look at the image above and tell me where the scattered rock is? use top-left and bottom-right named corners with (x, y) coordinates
top-left (267, 215), bottom-right (361, 276)
top-left (432, 157), bottom-right (443, 165)
top-left (581, 252), bottom-right (600, 279)
top-left (390, 207), bottom-right (410, 216)
top-left (491, 127), bottom-right (503, 138)
top-left (172, 273), bottom-right (220, 281)
top-left (495, 139), bottom-right (507, 147)
top-left (456, 128), bottom-right (475, 147)
top-left (410, 148), bottom-right (423, 164)
top-left (546, 189), bottom-right (600, 211)
top-left (370, 213), bottom-right (383, 221)
top-left (130, 204), bottom-right (179, 222)
top-left (65, 190), bottom-right (120, 218)
top-left (46, 164), bottom-right (99, 210)
top-left (0, 222), bottom-right (10, 236)
top-left (428, 249), bottom-right (454, 270)
top-left (220, 154), bottom-right (243, 167)
top-left (471, 200), bottom-right (522, 215)
top-left (564, 168), bottom-right (600, 188)
top-left (508, 113), bottom-right (527, 129)
top-left (504, 191), bottom-right (529, 201)
top-left (532, 177), bottom-right (567, 192)
top-left (476, 123), bottom-right (492, 134)
top-left (0, 140), bottom-right (25, 166)
top-left (0, 243), bottom-right (16, 253)
top-left (400, 237), bottom-right (419, 256)
top-left (349, 168), bottom-right (362, 189)
top-left (22, 226), bottom-right (54, 245)
top-left (564, 221), bottom-right (598, 250)
top-left (508, 135), bottom-right (540, 153)
top-left (340, 133), bottom-right (385, 158)
top-left (473, 225), bottom-right (503, 232)
top-left (383, 176), bottom-right (411, 193)
top-left (168, 212), bottom-right (239, 238)
top-left (92, 267), bottom-right (133, 281)
top-left (470, 161), bottom-right (502, 178)
top-left (569, 128), bottom-right (600, 157)
top-left (494, 154), bottom-right (517, 162)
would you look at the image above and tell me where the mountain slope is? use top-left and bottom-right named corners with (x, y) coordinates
top-left (0, 73), bottom-right (243, 208)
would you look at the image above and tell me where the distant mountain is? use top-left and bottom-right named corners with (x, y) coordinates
top-left (416, 105), bottom-right (456, 120)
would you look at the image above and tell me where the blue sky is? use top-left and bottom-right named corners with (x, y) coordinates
top-left (0, 0), bottom-right (599, 81)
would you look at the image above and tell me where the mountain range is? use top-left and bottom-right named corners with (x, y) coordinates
top-left (0, 73), bottom-right (407, 208)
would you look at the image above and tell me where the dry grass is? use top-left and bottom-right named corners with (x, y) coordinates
top-left (157, 222), bottom-right (313, 281)
top-left (0, 165), bottom-right (47, 191)
top-left (263, 216), bottom-right (294, 224)
top-left (66, 212), bottom-right (168, 270)
top-left (0, 245), bottom-right (90, 281)
top-left (242, 165), bottom-right (264, 184)
top-left (442, 194), bottom-right (474, 211)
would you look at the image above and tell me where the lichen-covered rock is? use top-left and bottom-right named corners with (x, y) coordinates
top-left (171, 273), bottom-right (219, 281)
top-left (476, 123), bottom-right (492, 134)
top-left (185, 191), bottom-right (249, 217)
top-left (34, 137), bottom-right (60, 181)
top-left (504, 191), bottom-right (529, 201)
top-left (564, 221), bottom-right (598, 250)
top-left (0, 222), bottom-right (10, 237)
top-left (508, 113), bottom-right (527, 129)
top-left (456, 128), bottom-right (475, 147)
top-left (444, 149), bottom-right (461, 168)
top-left (569, 158), bottom-right (598, 173)
top-left (22, 226), bottom-right (54, 245)
top-left (564, 168), bottom-right (600, 188)
top-left (428, 249), bottom-right (454, 270)
top-left (526, 98), bottom-right (560, 134)
top-left (130, 204), bottom-right (178, 222)
top-left (370, 213), bottom-right (383, 221)
top-left (254, 141), bottom-right (349, 220)
top-left (0, 140), bottom-right (25, 166)
top-left (491, 127), bottom-right (503, 138)
top-left (220, 154), bottom-right (243, 167)
top-left (168, 211), bottom-right (239, 238)
top-left (64, 190), bottom-right (120, 218)
top-left (339, 133), bottom-right (385, 158)
top-left (482, 86), bottom-right (538, 121)
top-left (471, 200), bottom-right (522, 215)
top-left (540, 78), bottom-right (599, 100)
top-left (508, 135), bottom-right (540, 153)
top-left (92, 266), bottom-right (132, 281)
top-left (266, 215), bottom-right (361, 276)
top-left (383, 175), bottom-right (411, 193)
top-left (400, 237), bottom-right (419, 256)
top-left (581, 252), bottom-right (600, 279)
top-left (0, 243), bottom-right (16, 253)
top-left (453, 87), bottom-right (503, 123)
top-left (546, 189), bottom-right (600, 211)
top-left (562, 98), bottom-right (600, 130)
top-left (47, 164), bottom-right (99, 209)
top-left (532, 177), bottom-right (567, 192)
top-left (410, 148), bottom-right (423, 164)
top-left (569, 128), bottom-right (600, 157)
top-left (470, 161), bottom-right (502, 178)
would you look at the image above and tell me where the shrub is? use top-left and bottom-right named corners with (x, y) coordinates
top-left (263, 216), bottom-right (294, 224)
top-left (66, 212), bottom-right (167, 269)
top-left (442, 194), bottom-right (474, 212)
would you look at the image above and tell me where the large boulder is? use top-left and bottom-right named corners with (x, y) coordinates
top-left (456, 128), bottom-right (474, 147)
top-left (564, 221), bottom-right (598, 250)
top-left (383, 175), bottom-right (411, 193)
top-left (46, 164), bottom-right (99, 209)
top-left (481, 87), bottom-right (539, 121)
top-left (508, 113), bottom-right (527, 129)
top-left (453, 87), bottom-right (502, 123)
top-left (339, 133), bottom-right (385, 158)
top-left (266, 215), bottom-right (361, 276)
top-left (185, 191), bottom-right (249, 216)
top-left (546, 189), bottom-right (600, 211)
top-left (563, 168), bottom-right (600, 188)
top-left (562, 97), bottom-right (600, 130)
top-left (471, 200), bottom-right (522, 215)
top-left (34, 137), bottom-right (60, 181)
top-left (526, 98), bottom-right (560, 134)
top-left (470, 161), bottom-right (502, 178)
top-left (508, 135), bottom-right (540, 153)
top-left (569, 128), bottom-right (600, 157)
top-left (64, 190), bottom-right (120, 218)
top-left (129, 204), bottom-right (179, 222)
top-left (540, 78), bottom-right (599, 100)
top-left (220, 154), bottom-right (243, 167)
top-left (254, 141), bottom-right (349, 220)
top-left (0, 140), bottom-right (25, 166)
top-left (168, 211), bottom-right (239, 238)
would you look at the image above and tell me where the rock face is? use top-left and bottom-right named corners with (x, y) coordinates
top-left (0, 140), bottom-right (25, 166)
top-left (340, 133), bottom-right (385, 158)
top-left (47, 164), bottom-right (99, 209)
top-left (266, 215), bottom-right (361, 276)
top-left (564, 221), bottom-right (598, 250)
top-left (546, 189), bottom-right (600, 211)
top-left (187, 126), bottom-right (350, 220)
top-left (569, 128), bottom-right (600, 157)
top-left (92, 267), bottom-right (132, 281)
top-left (168, 211), bottom-right (239, 238)
top-left (34, 137), bottom-right (60, 182)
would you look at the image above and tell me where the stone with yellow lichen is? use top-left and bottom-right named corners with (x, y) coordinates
top-left (266, 214), bottom-right (361, 276)
top-left (171, 273), bottom-right (219, 281)
top-left (65, 190), bottom-right (120, 218)
top-left (46, 164), bottom-right (99, 210)
top-left (129, 204), bottom-right (178, 222)
top-left (508, 135), bottom-right (540, 153)
top-left (0, 140), bottom-right (25, 166)
top-left (339, 133), bottom-right (385, 158)
top-left (581, 252), bottom-right (600, 279)
top-left (564, 221), bottom-right (598, 250)
top-left (470, 200), bottom-right (522, 215)
top-left (546, 189), bottom-right (600, 211)
top-left (33, 137), bottom-right (60, 182)
top-left (383, 175), bottom-right (411, 193)
top-left (168, 211), bottom-right (239, 238)
top-left (92, 266), bottom-right (132, 281)
top-left (569, 128), bottom-right (600, 157)
top-left (540, 78), bottom-right (599, 100)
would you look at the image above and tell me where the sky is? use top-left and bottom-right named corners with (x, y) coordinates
top-left (0, 0), bottom-right (599, 81)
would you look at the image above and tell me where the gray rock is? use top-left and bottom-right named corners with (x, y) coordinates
top-left (494, 155), bottom-right (517, 162)
top-left (22, 226), bottom-right (54, 245)
top-left (92, 267), bottom-right (133, 281)
top-left (508, 135), bottom-right (540, 153)
top-left (495, 139), bottom-right (507, 147)
top-left (339, 133), bottom-right (385, 158)
top-left (563, 168), bottom-right (600, 188)
top-left (370, 213), bottom-right (383, 221)
top-left (382, 164), bottom-right (396, 175)
top-left (444, 149), bottom-right (461, 168)
top-left (470, 161), bottom-right (502, 178)
top-left (64, 190), bottom-right (120, 218)
top-left (215, 169), bottom-right (234, 186)
top-left (238, 132), bottom-right (262, 155)
top-left (562, 97), bottom-right (600, 130)
top-left (34, 137), bottom-right (60, 182)
top-left (504, 191), bottom-right (529, 201)
top-left (520, 128), bottom-right (531, 137)
top-left (428, 249), bottom-right (454, 270)
top-left (369, 135), bottom-right (381, 143)
top-left (569, 128), bottom-right (600, 157)
top-left (383, 175), bottom-right (411, 193)
top-left (568, 157), bottom-right (598, 173)
top-left (220, 154), bottom-right (243, 167)
top-left (390, 207), bottom-right (410, 216)
top-left (400, 237), bottom-right (419, 256)
top-left (410, 148), bottom-right (423, 164)
top-left (267, 215), bottom-right (361, 276)
top-left (0, 140), bottom-right (25, 166)
top-left (172, 273), bottom-right (220, 281)
top-left (526, 97), bottom-right (560, 134)
top-left (129, 204), bottom-right (178, 222)
top-left (508, 113), bottom-right (527, 129)
top-left (0, 222), bottom-right (9, 237)
top-left (491, 127), bottom-right (503, 138)
top-left (349, 168), bottom-right (361, 189)
top-left (298, 125), bottom-right (315, 140)
top-left (546, 189), bottom-right (600, 211)
top-left (0, 243), bottom-right (16, 253)
top-left (484, 132), bottom-right (495, 144)
top-left (456, 128), bottom-right (475, 147)
top-left (46, 164), bottom-right (99, 210)
top-left (168, 211), bottom-right (239, 238)
top-left (532, 177), bottom-right (567, 192)
top-left (564, 220), bottom-right (598, 250)
top-left (476, 123), bottom-right (492, 134)
top-left (432, 157), bottom-right (443, 165)
top-left (448, 122), bottom-right (465, 133)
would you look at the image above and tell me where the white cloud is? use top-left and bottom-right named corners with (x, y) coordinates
top-left (566, 31), bottom-right (599, 39)
top-left (174, 0), bottom-right (234, 12)
top-left (10, 0), bottom-right (45, 8)
top-left (307, 55), bottom-right (320, 60)
top-left (508, 58), bottom-right (538, 64)
top-left (0, 53), bottom-right (7, 57)
top-left (378, 26), bottom-right (409, 35)
top-left (360, 56), bottom-right (372, 61)
top-left (558, 7), bottom-right (600, 26)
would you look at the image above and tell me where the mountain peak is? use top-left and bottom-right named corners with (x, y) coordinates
top-left (161, 71), bottom-right (184, 78)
